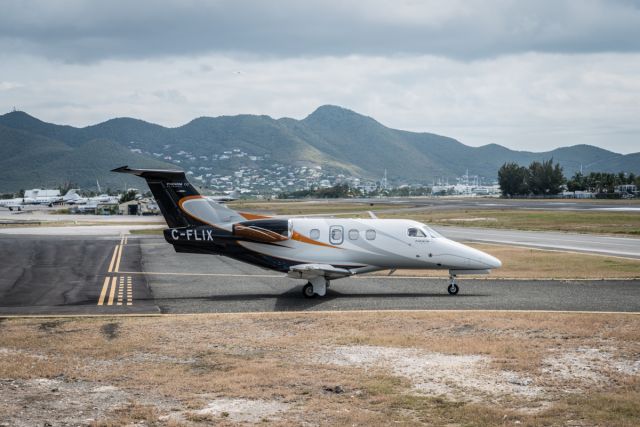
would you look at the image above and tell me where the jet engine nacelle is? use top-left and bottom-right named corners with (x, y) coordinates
top-left (232, 219), bottom-right (291, 243)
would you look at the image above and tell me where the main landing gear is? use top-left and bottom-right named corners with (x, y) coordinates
top-left (302, 277), bottom-right (329, 298)
top-left (447, 274), bottom-right (459, 295)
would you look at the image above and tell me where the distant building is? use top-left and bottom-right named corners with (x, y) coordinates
top-left (562, 191), bottom-right (594, 199)
top-left (118, 198), bottom-right (159, 216)
top-left (615, 184), bottom-right (637, 195)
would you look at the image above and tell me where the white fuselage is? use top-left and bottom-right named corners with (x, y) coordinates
top-left (236, 218), bottom-right (501, 272)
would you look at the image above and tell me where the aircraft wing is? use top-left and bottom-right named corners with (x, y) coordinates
top-left (286, 263), bottom-right (353, 280)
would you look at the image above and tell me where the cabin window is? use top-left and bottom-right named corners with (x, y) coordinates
top-left (310, 229), bottom-right (320, 240)
top-left (407, 227), bottom-right (426, 237)
top-left (348, 229), bottom-right (359, 240)
top-left (329, 225), bottom-right (344, 245)
top-left (365, 229), bottom-right (376, 240)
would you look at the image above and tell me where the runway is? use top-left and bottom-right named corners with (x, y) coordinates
top-left (333, 197), bottom-right (640, 212)
top-left (436, 226), bottom-right (640, 259)
top-left (1, 234), bottom-right (639, 315)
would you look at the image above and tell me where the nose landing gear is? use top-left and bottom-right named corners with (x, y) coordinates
top-left (447, 274), bottom-right (459, 295)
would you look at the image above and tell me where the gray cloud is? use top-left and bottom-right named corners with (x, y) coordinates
top-left (1, 0), bottom-right (640, 62)
top-left (1, 1), bottom-right (639, 155)
top-left (2, 53), bottom-right (639, 153)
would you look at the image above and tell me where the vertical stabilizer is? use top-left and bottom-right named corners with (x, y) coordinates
top-left (112, 166), bottom-right (243, 228)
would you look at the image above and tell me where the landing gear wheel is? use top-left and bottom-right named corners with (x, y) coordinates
top-left (447, 283), bottom-right (459, 295)
top-left (302, 283), bottom-right (316, 298)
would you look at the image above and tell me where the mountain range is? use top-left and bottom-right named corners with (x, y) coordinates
top-left (0, 105), bottom-right (638, 193)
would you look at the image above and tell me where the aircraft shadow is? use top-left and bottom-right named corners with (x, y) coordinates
top-left (142, 288), bottom-right (489, 312)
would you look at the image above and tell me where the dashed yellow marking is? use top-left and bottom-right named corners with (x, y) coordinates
top-left (97, 277), bottom-right (110, 306)
top-left (100, 236), bottom-right (135, 307)
top-left (117, 276), bottom-right (124, 306)
top-left (127, 277), bottom-right (133, 306)
top-left (97, 276), bottom-right (135, 306)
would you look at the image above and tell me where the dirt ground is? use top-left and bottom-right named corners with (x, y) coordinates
top-left (1, 311), bottom-right (639, 426)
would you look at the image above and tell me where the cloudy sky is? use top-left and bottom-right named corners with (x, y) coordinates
top-left (1, 0), bottom-right (639, 153)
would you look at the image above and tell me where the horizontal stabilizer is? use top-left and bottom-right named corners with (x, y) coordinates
top-left (112, 165), bottom-right (186, 179)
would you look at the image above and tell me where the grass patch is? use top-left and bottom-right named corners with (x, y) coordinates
top-left (380, 243), bottom-right (640, 279)
top-left (228, 200), bottom-right (396, 216)
top-left (380, 209), bottom-right (640, 235)
top-left (231, 200), bottom-right (640, 235)
top-left (129, 228), bottom-right (164, 235)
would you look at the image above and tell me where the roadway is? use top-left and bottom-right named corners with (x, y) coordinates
top-left (1, 234), bottom-right (639, 315)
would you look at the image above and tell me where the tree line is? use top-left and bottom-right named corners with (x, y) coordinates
top-left (278, 184), bottom-right (433, 199)
top-left (498, 159), bottom-right (638, 197)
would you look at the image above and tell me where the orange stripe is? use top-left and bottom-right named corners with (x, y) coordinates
top-left (291, 231), bottom-right (342, 249)
top-left (239, 212), bottom-right (271, 220)
top-left (177, 195), bottom-right (205, 209)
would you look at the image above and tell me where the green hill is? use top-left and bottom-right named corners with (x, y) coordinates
top-left (0, 106), bottom-right (637, 192)
top-left (0, 124), bottom-right (175, 192)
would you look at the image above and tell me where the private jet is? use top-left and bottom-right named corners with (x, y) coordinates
top-left (0, 197), bottom-right (29, 211)
top-left (113, 166), bottom-right (501, 297)
top-left (63, 189), bottom-right (120, 205)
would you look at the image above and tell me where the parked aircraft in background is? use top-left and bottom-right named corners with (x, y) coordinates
top-left (63, 189), bottom-right (119, 205)
top-left (24, 189), bottom-right (62, 205)
top-left (1, 189), bottom-right (106, 211)
top-left (207, 190), bottom-right (239, 203)
top-left (0, 197), bottom-right (31, 211)
top-left (114, 166), bottom-right (501, 297)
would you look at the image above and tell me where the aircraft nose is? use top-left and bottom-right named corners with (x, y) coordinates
top-left (484, 253), bottom-right (502, 269)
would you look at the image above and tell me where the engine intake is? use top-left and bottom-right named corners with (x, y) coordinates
top-left (232, 219), bottom-right (291, 243)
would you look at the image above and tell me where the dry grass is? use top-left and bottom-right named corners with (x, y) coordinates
top-left (1, 312), bottom-right (639, 426)
top-left (379, 209), bottom-right (640, 236)
top-left (377, 243), bottom-right (640, 279)
top-left (230, 200), bottom-right (640, 236)
top-left (129, 228), bottom-right (164, 235)
top-left (228, 200), bottom-right (395, 216)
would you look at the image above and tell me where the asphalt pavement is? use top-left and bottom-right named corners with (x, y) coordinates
top-left (332, 197), bottom-right (640, 212)
top-left (1, 234), bottom-right (639, 315)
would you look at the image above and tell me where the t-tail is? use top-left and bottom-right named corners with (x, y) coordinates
top-left (112, 166), bottom-right (244, 229)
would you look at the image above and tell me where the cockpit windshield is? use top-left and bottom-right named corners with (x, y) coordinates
top-left (407, 227), bottom-right (426, 237)
top-left (420, 223), bottom-right (441, 238)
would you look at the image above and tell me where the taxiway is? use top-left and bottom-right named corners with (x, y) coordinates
top-left (1, 234), bottom-right (638, 315)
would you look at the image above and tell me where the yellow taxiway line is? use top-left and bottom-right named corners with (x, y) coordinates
top-left (100, 235), bottom-right (134, 306)
top-left (107, 276), bottom-right (117, 305)
top-left (97, 277), bottom-right (110, 306)
top-left (107, 245), bottom-right (119, 273)
top-left (113, 236), bottom-right (124, 272)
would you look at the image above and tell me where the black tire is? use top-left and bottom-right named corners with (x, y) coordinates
top-left (447, 284), bottom-right (459, 295)
top-left (303, 283), bottom-right (316, 298)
